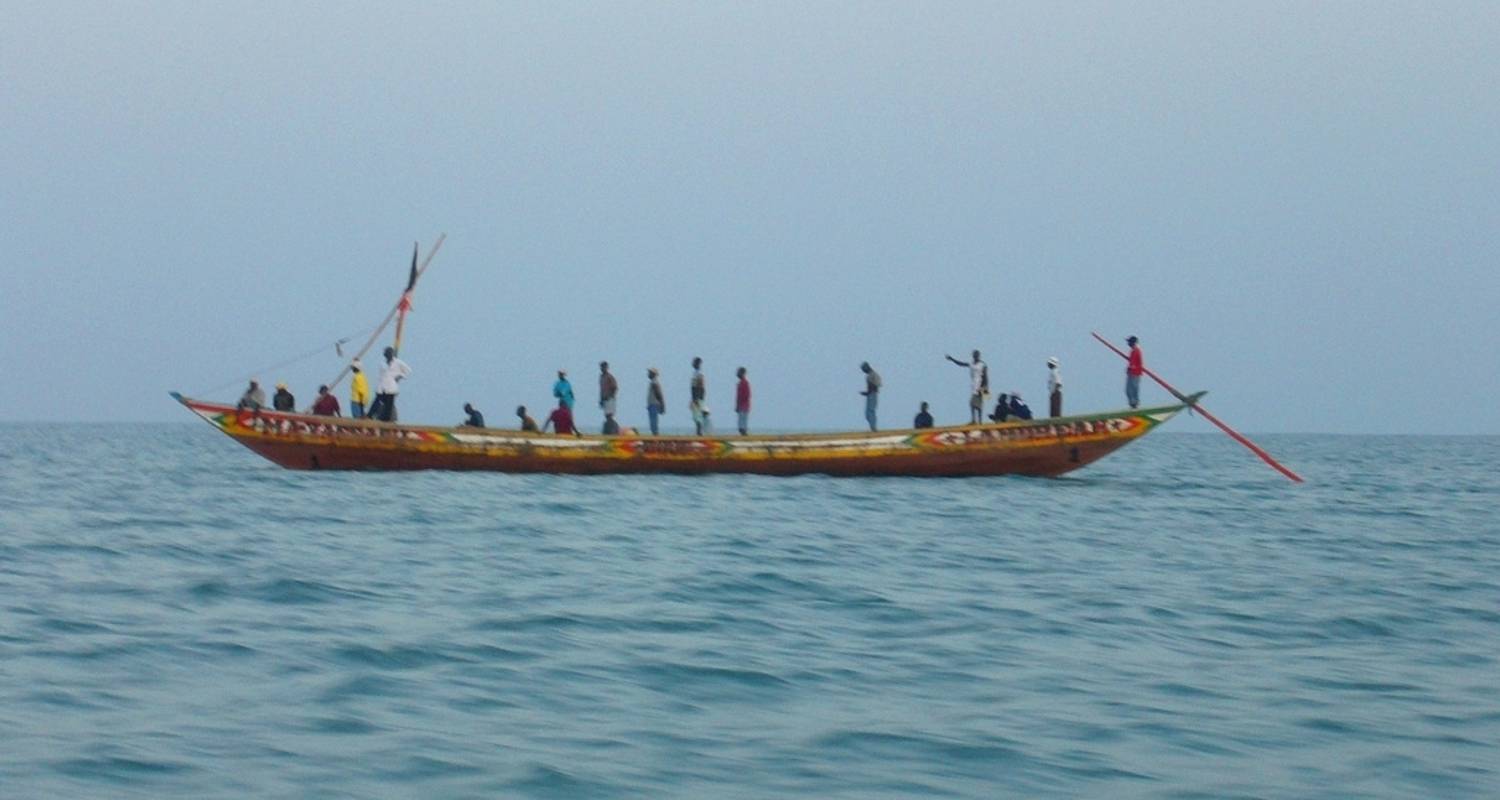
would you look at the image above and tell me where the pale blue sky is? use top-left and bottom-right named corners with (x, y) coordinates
top-left (2, 2), bottom-right (1496, 433)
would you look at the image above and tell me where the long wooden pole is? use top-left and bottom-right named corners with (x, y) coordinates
top-left (326, 234), bottom-right (446, 390)
top-left (392, 243), bottom-right (418, 356)
top-left (1091, 332), bottom-right (1304, 483)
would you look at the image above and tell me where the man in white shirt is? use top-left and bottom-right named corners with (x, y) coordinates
top-left (369, 346), bottom-right (411, 422)
top-left (1047, 357), bottom-right (1063, 417)
top-left (945, 350), bottom-right (989, 424)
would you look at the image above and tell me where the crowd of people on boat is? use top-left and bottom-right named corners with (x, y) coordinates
top-left (234, 337), bottom-right (1149, 437)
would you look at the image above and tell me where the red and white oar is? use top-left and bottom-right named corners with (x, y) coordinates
top-left (1091, 331), bottom-right (1303, 483)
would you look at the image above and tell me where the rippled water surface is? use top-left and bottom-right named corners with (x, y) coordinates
top-left (2, 424), bottom-right (1498, 798)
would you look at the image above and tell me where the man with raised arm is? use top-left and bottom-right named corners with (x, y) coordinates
top-left (945, 350), bottom-right (988, 424)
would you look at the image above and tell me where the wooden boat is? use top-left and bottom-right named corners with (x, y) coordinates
top-left (172, 237), bottom-right (1217, 478)
top-left (171, 391), bottom-right (1201, 477)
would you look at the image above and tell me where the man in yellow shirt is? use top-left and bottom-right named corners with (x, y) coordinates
top-left (349, 359), bottom-right (370, 418)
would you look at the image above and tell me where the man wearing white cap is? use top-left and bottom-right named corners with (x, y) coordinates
top-left (1047, 357), bottom-right (1063, 418)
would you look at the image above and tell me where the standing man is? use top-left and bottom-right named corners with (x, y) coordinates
top-left (734, 367), bottom-right (751, 435)
top-left (369, 346), bottom-right (410, 422)
top-left (1047, 357), bottom-right (1063, 417)
top-left (553, 370), bottom-right (574, 410)
top-left (1125, 336), bottom-right (1143, 409)
top-left (860, 362), bottom-right (881, 431)
top-left (689, 357), bottom-right (707, 435)
top-left (598, 362), bottom-right (618, 422)
top-left (646, 368), bottom-right (666, 435)
top-left (349, 359), bottom-right (369, 418)
top-left (945, 350), bottom-right (988, 424)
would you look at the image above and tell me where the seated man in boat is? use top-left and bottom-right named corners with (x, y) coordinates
top-left (602, 412), bottom-right (620, 435)
top-left (989, 393), bottom-right (1010, 423)
top-left (237, 380), bottom-right (266, 411)
top-left (542, 398), bottom-right (579, 436)
top-left (310, 385), bottom-right (341, 416)
top-left (461, 403), bottom-right (485, 428)
top-left (516, 405), bottom-right (539, 432)
top-left (272, 382), bottom-right (295, 412)
top-left (1009, 393), bottom-right (1033, 420)
top-left (914, 402), bottom-right (934, 429)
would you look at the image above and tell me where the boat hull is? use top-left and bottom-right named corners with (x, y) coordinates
top-left (173, 393), bottom-right (1195, 477)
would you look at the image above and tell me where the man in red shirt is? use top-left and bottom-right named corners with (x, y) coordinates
top-left (734, 367), bottom-right (751, 435)
top-left (310, 384), bottom-right (341, 416)
top-left (1125, 335), bottom-right (1144, 409)
top-left (543, 398), bottom-right (579, 436)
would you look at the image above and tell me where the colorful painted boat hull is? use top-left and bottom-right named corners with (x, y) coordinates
top-left (172, 392), bottom-right (1198, 477)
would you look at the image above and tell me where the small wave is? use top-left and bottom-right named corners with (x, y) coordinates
top-left (253, 577), bottom-right (376, 605)
top-left (505, 763), bottom-right (626, 797)
top-left (304, 715), bottom-right (383, 735)
top-left (24, 542), bottom-right (123, 557)
top-left (1149, 681), bottom-right (1229, 700)
top-left (53, 755), bottom-right (194, 782)
top-left (642, 661), bottom-right (792, 690)
top-left (22, 688), bottom-right (107, 710)
top-left (812, 729), bottom-right (1032, 767)
top-left (317, 674), bottom-right (410, 703)
top-left (469, 613), bottom-right (590, 632)
top-left (38, 617), bottom-right (113, 635)
top-left (330, 643), bottom-right (462, 670)
top-left (1298, 676), bottom-right (1424, 694)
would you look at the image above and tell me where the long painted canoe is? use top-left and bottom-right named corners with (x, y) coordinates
top-left (172, 391), bottom-right (1200, 477)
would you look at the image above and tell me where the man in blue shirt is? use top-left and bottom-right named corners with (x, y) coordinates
top-left (553, 370), bottom-right (575, 410)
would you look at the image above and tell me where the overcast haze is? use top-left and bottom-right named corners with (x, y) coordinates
top-left (3, 2), bottom-right (1496, 433)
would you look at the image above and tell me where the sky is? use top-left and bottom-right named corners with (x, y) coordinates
top-left (2, 2), bottom-right (1496, 433)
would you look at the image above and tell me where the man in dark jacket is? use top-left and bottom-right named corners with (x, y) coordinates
top-left (272, 383), bottom-right (295, 411)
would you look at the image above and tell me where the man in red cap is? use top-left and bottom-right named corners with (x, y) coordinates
top-left (1125, 336), bottom-right (1144, 409)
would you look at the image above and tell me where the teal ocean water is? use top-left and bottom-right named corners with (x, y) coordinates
top-left (2, 424), bottom-right (1497, 798)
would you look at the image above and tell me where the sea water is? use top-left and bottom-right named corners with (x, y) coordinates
top-left (1, 424), bottom-right (1497, 798)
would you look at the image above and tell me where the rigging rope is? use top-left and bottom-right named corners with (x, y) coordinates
top-left (195, 234), bottom-right (444, 400)
top-left (195, 326), bottom-right (377, 398)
